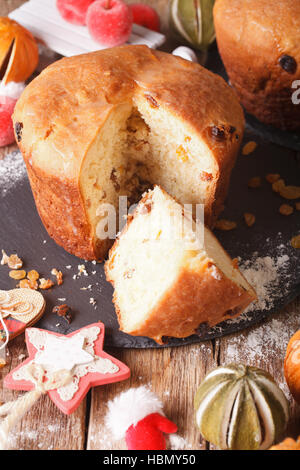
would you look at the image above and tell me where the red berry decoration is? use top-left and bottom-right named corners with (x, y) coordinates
top-left (0, 97), bottom-right (17, 147)
top-left (56, 0), bottom-right (95, 25)
top-left (129, 3), bottom-right (160, 32)
top-left (86, 0), bottom-right (132, 47)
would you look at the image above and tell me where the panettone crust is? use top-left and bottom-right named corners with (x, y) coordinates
top-left (14, 45), bottom-right (244, 260)
top-left (214, 0), bottom-right (300, 131)
top-left (105, 188), bottom-right (256, 344)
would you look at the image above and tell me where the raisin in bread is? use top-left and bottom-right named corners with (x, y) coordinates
top-left (105, 186), bottom-right (256, 344)
top-left (13, 45), bottom-right (244, 260)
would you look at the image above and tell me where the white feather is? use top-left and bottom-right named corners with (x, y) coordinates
top-left (105, 386), bottom-right (164, 440)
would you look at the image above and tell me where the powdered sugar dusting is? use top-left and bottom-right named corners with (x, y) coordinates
top-left (223, 314), bottom-right (299, 397)
top-left (0, 150), bottom-right (27, 197)
top-left (240, 251), bottom-right (290, 314)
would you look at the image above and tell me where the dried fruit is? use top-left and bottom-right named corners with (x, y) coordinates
top-left (266, 173), bottom-right (280, 184)
top-left (39, 278), bottom-right (54, 290)
top-left (278, 54), bottom-right (297, 75)
top-left (272, 179), bottom-right (285, 193)
top-left (291, 235), bottom-right (300, 249)
top-left (176, 145), bottom-right (189, 162)
top-left (279, 204), bottom-right (293, 216)
top-left (194, 364), bottom-right (289, 450)
top-left (248, 177), bottom-right (261, 189)
top-left (242, 141), bottom-right (257, 155)
top-left (18, 279), bottom-right (38, 290)
top-left (215, 219), bottom-right (237, 231)
top-left (145, 94), bottom-right (159, 108)
top-left (279, 185), bottom-right (300, 200)
top-left (14, 121), bottom-right (23, 142)
top-left (27, 270), bottom-right (39, 281)
top-left (52, 304), bottom-right (73, 324)
top-left (51, 268), bottom-right (63, 285)
top-left (210, 125), bottom-right (225, 141)
top-left (296, 202), bottom-right (300, 211)
top-left (244, 212), bottom-right (255, 227)
top-left (9, 269), bottom-right (26, 280)
top-left (7, 254), bottom-right (23, 270)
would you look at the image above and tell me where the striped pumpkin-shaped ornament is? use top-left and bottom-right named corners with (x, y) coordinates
top-left (169, 0), bottom-right (216, 51)
top-left (194, 364), bottom-right (289, 450)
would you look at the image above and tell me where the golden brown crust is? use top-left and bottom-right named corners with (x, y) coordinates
top-left (110, 264), bottom-right (254, 345)
top-left (14, 45), bottom-right (244, 260)
top-left (214, 0), bottom-right (300, 131)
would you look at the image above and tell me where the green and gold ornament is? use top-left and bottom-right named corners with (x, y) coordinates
top-left (194, 364), bottom-right (289, 450)
top-left (169, 0), bottom-right (216, 51)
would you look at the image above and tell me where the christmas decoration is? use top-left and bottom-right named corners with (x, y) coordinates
top-left (194, 364), bottom-right (289, 450)
top-left (129, 4), bottom-right (160, 32)
top-left (86, 0), bottom-right (133, 47)
top-left (284, 329), bottom-right (300, 404)
top-left (0, 289), bottom-right (45, 348)
top-left (0, 96), bottom-right (17, 146)
top-left (56, 0), bottom-right (95, 25)
top-left (0, 17), bottom-right (38, 84)
top-left (172, 46), bottom-right (198, 63)
top-left (169, 0), bottom-right (215, 51)
top-left (1, 322), bottom-right (130, 449)
top-left (106, 386), bottom-right (177, 450)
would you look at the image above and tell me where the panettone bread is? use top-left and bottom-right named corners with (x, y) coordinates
top-left (13, 45), bottom-right (244, 261)
top-left (214, 0), bottom-right (300, 131)
top-left (105, 186), bottom-right (256, 344)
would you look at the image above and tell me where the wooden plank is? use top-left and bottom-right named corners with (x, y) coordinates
top-left (219, 298), bottom-right (300, 443)
top-left (0, 335), bottom-right (87, 450)
top-left (87, 342), bottom-right (217, 450)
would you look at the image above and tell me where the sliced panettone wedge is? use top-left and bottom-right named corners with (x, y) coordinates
top-left (105, 186), bottom-right (256, 344)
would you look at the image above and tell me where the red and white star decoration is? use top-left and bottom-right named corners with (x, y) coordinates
top-left (4, 322), bottom-right (130, 414)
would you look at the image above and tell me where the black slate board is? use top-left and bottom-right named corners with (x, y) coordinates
top-left (0, 47), bottom-right (299, 349)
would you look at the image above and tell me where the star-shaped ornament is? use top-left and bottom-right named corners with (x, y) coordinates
top-left (4, 322), bottom-right (130, 414)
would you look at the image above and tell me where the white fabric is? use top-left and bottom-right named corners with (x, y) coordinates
top-left (105, 386), bottom-right (164, 440)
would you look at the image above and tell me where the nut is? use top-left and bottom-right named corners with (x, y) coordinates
top-left (242, 141), bottom-right (257, 155)
top-left (18, 279), bottom-right (38, 290)
top-left (279, 204), bottom-right (294, 216)
top-left (244, 213), bottom-right (256, 227)
top-left (7, 254), bottom-right (23, 270)
top-left (51, 268), bottom-right (63, 285)
top-left (27, 270), bottom-right (39, 281)
top-left (215, 219), bottom-right (237, 231)
top-left (248, 177), bottom-right (261, 189)
top-left (291, 235), bottom-right (300, 249)
top-left (1, 250), bottom-right (9, 265)
top-left (9, 270), bottom-right (26, 280)
top-left (39, 278), bottom-right (54, 289)
top-left (266, 173), bottom-right (280, 184)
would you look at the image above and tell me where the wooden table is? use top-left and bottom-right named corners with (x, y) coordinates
top-left (0, 0), bottom-right (299, 450)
